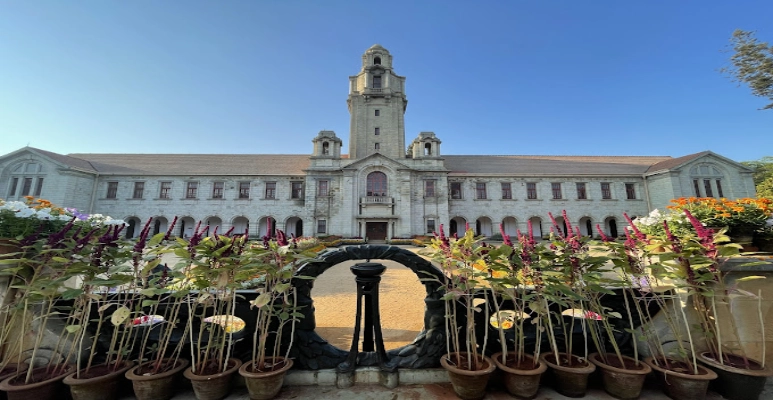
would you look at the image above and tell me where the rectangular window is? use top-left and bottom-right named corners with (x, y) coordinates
top-left (375, 109), bottom-right (380, 116)
top-left (475, 182), bottom-right (487, 199)
top-left (374, 127), bottom-right (380, 135)
top-left (450, 182), bottom-right (462, 199)
top-left (239, 182), bottom-right (250, 199)
top-left (372, 75), bottom-right (382, 88)
top-left (601, 182), bottom-right (612, 199)
top-left (716, 180), bottom-right (724, 197)
top-left (21, 178), bottom-right (32, 196)
top-left (186, 182), bottom-right (198, 199)
top-left (576, 182), bottom-right (587, 199)
top-left (133, 182), bottom-right (145, 199)
top-left (159, 181), bottom-right (171, 199)
top-left (625, 183), bottom-right (636, 199)
top-left (527, 182), bottom-right (537, 199)
top-left (426, 219), bottom-right (436, 234)
top-left (317, 219), bottom-right (327, 234)
top-left (703, 179), bottom-right (713, 198)
top-left (106, 182), bottom-right (118, 199)
top-left (265, 182), bottom-right (276, 199)
top-left (9, 178), bottom-right (18, 196)
top-left (424, 180), bottom-right (436, 197)
top-left (501, 182), bottom-right (512, 199)
top-left (34, 178), bottom-right (44, 196)
top-left (318, 180), bottom-right (329, 197)
top-left (693, 179), bottom-right (701, 197)
top-left (551, 182), bottom-right (562, 199)
top-left (291, 182), bottom-right (304, 199)
top-left (212, 181), bottom-right (224, 199)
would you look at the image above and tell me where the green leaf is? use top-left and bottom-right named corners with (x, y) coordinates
top-left (736, 275), bottom-right (766, 282)
top-left (61, 288), bottom-right (84, 300)
top-left (65, 324), bottom-right (81, 334)
top-left (111, 306), bottom-right (131, 326)
top-left (252, 292), bottom-right (271, 308)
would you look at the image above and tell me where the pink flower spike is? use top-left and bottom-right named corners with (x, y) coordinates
top-left (499, 223), bottom-right (513, 246)
top-left (595, 224), bottom-right (612, 242)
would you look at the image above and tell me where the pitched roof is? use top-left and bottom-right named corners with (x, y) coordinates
top-left (28, 147), bottom-right (99, 172)
top-left (443, 155), bottom-right (673, 176)
top-left (65, 153), bottom-right (311, 176)
top-left (645, 151), bottom-right (711, 173)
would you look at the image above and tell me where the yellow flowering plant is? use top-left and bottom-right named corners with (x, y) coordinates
top-left (422, 227), bottom-right (492, 372)
top-left (666, 197), bottom-right (772, 228)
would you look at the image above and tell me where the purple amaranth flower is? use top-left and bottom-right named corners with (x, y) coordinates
top-left (547, 212), bottom-right (565, 240)
top-left (623, 213), bottom-right (647, 242)
top-left (224, 226), bottom-right (235, 237)
top-left (562, 210), bottom-right (573, 240)
top-left (163, 216), bottom-right (178, 241)
top-left (499, 223), bottom-right (513, 246)
top-left (132, 218), bottom-right (154, 267)
top-left (276, 229), bottom-right (289, 246)
top-left (465, 222), bottom-right (470, 232)
top-left (595, 224), bottom-right (613, 242)
top-left (262, 235), bottom-right (270, 249)
top-left (436, 224), bottom-right (450, 250)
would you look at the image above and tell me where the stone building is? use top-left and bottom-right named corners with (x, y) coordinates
top-left (0, 45), bottom-right (757, 240)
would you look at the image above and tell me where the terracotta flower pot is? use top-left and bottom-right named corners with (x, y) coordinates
top-left (697, 352), bottom-right (773, 400)
top-left (440, 352), bottom-right (496, 400)
top-left (183, 358), bottom-right (242, 400)
top-left (63, 361), bottom-right (134, 400)
top-left (0, 365), bottom-right (74, 400)
top-left (588, 353), bottom-right (651, 400)
top-left (125, 358), bottom-right (189, 400)
top-left (539, 353), bottom-right (595, 398)
top-left (644, 357), bottom-right (717, 400)
top-left (238, 357), bottom-right (293, 400)
top-left (491, 352), bottom-right (546, 399)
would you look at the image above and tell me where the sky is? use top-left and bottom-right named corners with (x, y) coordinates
top-left (1, 1), bottom-right (771, 162)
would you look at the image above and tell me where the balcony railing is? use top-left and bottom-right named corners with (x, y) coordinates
top-left (361, 196), bottom-right (393, 204)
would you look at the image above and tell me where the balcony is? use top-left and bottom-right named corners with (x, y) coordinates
top-left (361, 196), bottom-right (393, 205)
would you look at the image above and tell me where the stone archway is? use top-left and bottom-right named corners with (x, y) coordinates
top-left (291, 245), bottom-right (447, 370)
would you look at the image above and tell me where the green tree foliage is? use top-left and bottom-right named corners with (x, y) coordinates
top-left (742, 156), bottom-right (773, 198)
top-left (721, 30), bottom-right (773, 110)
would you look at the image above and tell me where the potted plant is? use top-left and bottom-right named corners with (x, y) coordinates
top-left (671, 210), bottom-right (773, 400)
top-left (0, 204), bottom-right (113, 400)
top-left (0, 198), bottom-right (74, 384)
top-left (423, 226), bottom-right (495, 400)
top-left (124, 219), bottom-right (192, 400)
top-left (667, 197), bottom-right (772, 247)
top-left (485, 222), bottom-right (547, 399)
top-left (627, 211), bottom-right (721, 400)
top-left (62, 213), bottom-right (149, 400)
top-left (583, 214), bottom-right (652, 400)
top-left (530, 212), bottom-right (597, 398)
top-left (175, 228), bottom-right (247, 400)
top-left (238, 230), bottom-right (311, 400)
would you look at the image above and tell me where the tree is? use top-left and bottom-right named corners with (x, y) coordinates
top-left (742, 156), bottom-right (773, 198)
top-left (721, 30), bottom-right (773, 110)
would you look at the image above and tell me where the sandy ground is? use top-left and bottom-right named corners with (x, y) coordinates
top-left (311, 257), bottom-right (427, 350)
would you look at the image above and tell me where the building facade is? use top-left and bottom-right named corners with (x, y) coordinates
top-left (0, 45), bottom-right (758, 240)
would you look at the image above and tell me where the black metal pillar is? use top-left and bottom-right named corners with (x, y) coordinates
top-left (336, 262), bottom-right (396, 373)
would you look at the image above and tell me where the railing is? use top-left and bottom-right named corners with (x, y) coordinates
top-left (361, 196), bottom-right (393, 204)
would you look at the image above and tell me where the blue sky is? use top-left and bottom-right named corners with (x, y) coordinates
top-left (1, 1), bottom-right (771, 162)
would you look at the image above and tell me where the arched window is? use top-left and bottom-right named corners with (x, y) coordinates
top-left (7, 162), bottom-right (45, 199)
top-left (367, 171), bottom-right (387, 196)
top-left (689, 163), bottom-right (725, 198)
top-left (322, 142), bottom-right (329, 155)
top-left (374, 56), bottom-right (381, 65)
top-left (424, 143), bottom-right (432, 156)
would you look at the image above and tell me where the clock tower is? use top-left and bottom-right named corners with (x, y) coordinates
top-left (347, 45), bottom-right (407, 160)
